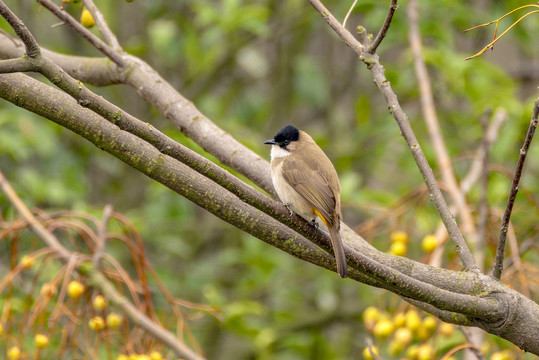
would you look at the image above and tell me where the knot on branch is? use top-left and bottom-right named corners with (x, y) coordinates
top-left (472, 292), bottom-right (512, 332)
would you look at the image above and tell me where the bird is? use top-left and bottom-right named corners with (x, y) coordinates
top-left (264, 124), bottom-right (347, 278)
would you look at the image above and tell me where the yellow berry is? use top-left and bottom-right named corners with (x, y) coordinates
top-left (7, 346), bottom-right (21, 360)
top-left (362, 346), bottom-right (379, 360)
top-left (422, 235), bottom-right (438, 253)
top-left (373, 318), bottom-right (394, 338)
top-left (0, 323), bottom-right (4, 336)
top-left (106, 312), bottom-right (122, 329)
top-left (390, 230), bottom-right (408, 244)
top-left (417, 344), bottom-right (434, 360)
top-left (34, 334), bottom-right (49, 348)
top-left (490, 351), bottom-right (512, 360)
top-left (388, 340), bottom-right (403, 356)
top-left (81, 8), bottom-right (95, 28)
top-left (423, 316), bottom-right (437, 332)
top-left (150, 351), bottom-right (163, 360)
top-left (137, 356), bottom-right (151, 360)
top-left (117, 355), bottom-right (129, 360)
top-left (363, 306), bottom-right (380, 330)
top-left (93, 295), bottom-right (106, 310)
top-left (389, 242), bottom-right (407, 256)
top-left (89, 316), bottom-right (105, 331)
top-left (393, 327), bottom-right (413, 347)
top-left (406, 344), bottom-right (419, 359)
top-left (439, 322), bottom-right (455, 337)
top-left (405, 310), bottom-right (421, 332)
top-left (393, 312), bottom-right (406, 327)
top-left (416, 326), bottom-right (431, 340)
top-left (67, 280), bottom-right (85, 299)
top-left (20, 255), bottom-right (35, 269)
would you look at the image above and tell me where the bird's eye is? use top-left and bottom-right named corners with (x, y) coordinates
top-left (283, 140), bottom-right (290, 146)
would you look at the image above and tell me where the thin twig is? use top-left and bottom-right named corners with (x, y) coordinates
top-left (308, 0), bottom-right (478, 271)
top-left (492, 98), bottom-right (539, 279)
top-left (458, 326), bottom-right (486, 360)
top-left (464, 5), bottom-right (539, 60)
top-left (342, 0), bottom-right (358, 28)
top-left (368, 0), bottom-right (398, 54)
top-left (36, 0), bottom-right (125, 67)
top-left (81, 0), bottom-right (122, 50)
top-left (93, 204), bottom-right (113, 267)
top-left (461, 109), bottom-right (507, 193)
top-left (476, 108), bottom-right (492, 272)
top-left (407, 0), bottom-right (477, 241)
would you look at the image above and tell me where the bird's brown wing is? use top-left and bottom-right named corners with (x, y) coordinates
top-left (282, 156), bottom-right (336, 226)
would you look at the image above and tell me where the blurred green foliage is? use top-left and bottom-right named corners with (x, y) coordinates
top-left (1, 0), bottom-right (539, 359)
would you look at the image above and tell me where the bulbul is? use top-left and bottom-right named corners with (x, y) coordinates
top-left (264, 125), bottom-right (347, 278)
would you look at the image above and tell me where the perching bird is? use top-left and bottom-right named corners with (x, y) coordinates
top-left (264, 125), bottom-right (347, 278)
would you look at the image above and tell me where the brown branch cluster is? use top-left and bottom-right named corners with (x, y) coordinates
top-left (0, 0), bottom-right (538, 355)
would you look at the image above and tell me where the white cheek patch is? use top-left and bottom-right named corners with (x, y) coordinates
top-left (270, 145), bottom-right (290, 160)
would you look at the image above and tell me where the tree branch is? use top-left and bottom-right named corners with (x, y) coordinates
top-left (308, 0), bottom-right (478, 272)
top-left (36, 0), bottom-right (125, 67)
top-left (492, 98), bottom-right (539, 279)
top-left (81, 0), bottom-right (122, 50)
top-left (408, 0), bottom-right (477, 241)
top-left (0, 72), bottom-right (504, 321)
top-left (368, 0), bottom-right (398, 54)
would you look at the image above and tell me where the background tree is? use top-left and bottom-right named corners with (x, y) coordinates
top-left (1, 0), bottom-right (539, 359)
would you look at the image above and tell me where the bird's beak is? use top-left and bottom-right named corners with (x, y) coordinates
top-left (264, 139), bottom-right (278, 145)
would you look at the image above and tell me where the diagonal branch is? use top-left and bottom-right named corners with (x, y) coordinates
top-left (407, 0), bottom-right (477, 241)
top-left (81, 0), bottom-right (122, 50)
top-left (368, 0), bottom-right (398, 54)
top-left (492, 98), bottom-right (539, 279)
top-left (36, 0), bottom-right (125, 67)
top-left (308, 0), bottom-right (478, 272)
top-left (0, 72), bottom-right (504, 321)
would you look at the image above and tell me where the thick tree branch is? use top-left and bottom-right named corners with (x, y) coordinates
top-left (36, 0), bottom-right (276, 197)
top-left (492, 98), bottom-right (539, 279)
top-left (308, 0), bottom-right (478, 272)
top-left (2, 56), bottom-right (539, 359)
top-left (0, 72), bottom-right (504, 320)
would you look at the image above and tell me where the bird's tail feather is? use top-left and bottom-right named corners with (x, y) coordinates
top-left (328, 225), bottom-right (347, 278)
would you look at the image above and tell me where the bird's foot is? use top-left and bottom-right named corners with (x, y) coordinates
top-left (284, 204), bottom-right (294, 217)
top-left (310, 219), bottom-right (319, 229)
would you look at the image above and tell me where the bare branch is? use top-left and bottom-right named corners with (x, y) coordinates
top-left (81, 0), bottom-right (122, 50)
top-left (368, 0), bottom-right (398, 54)
top-left (407, 0), bottom-right (477, 241)
top-left (476, 109), bottom-right (492, 272)
top-left (0, 0), bottom-right (40, 57)
top-left (492, 98), bottom-right (539, 279)
top-left (93, 204), bottom-right (113, 266)
top-left (36, 0), bottom-right (125, 67)
top-left (308, 0), bottom-right (478, 271)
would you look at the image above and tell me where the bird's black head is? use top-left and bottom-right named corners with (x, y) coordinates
top-left (264, 125), bottom-right (299, 148)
